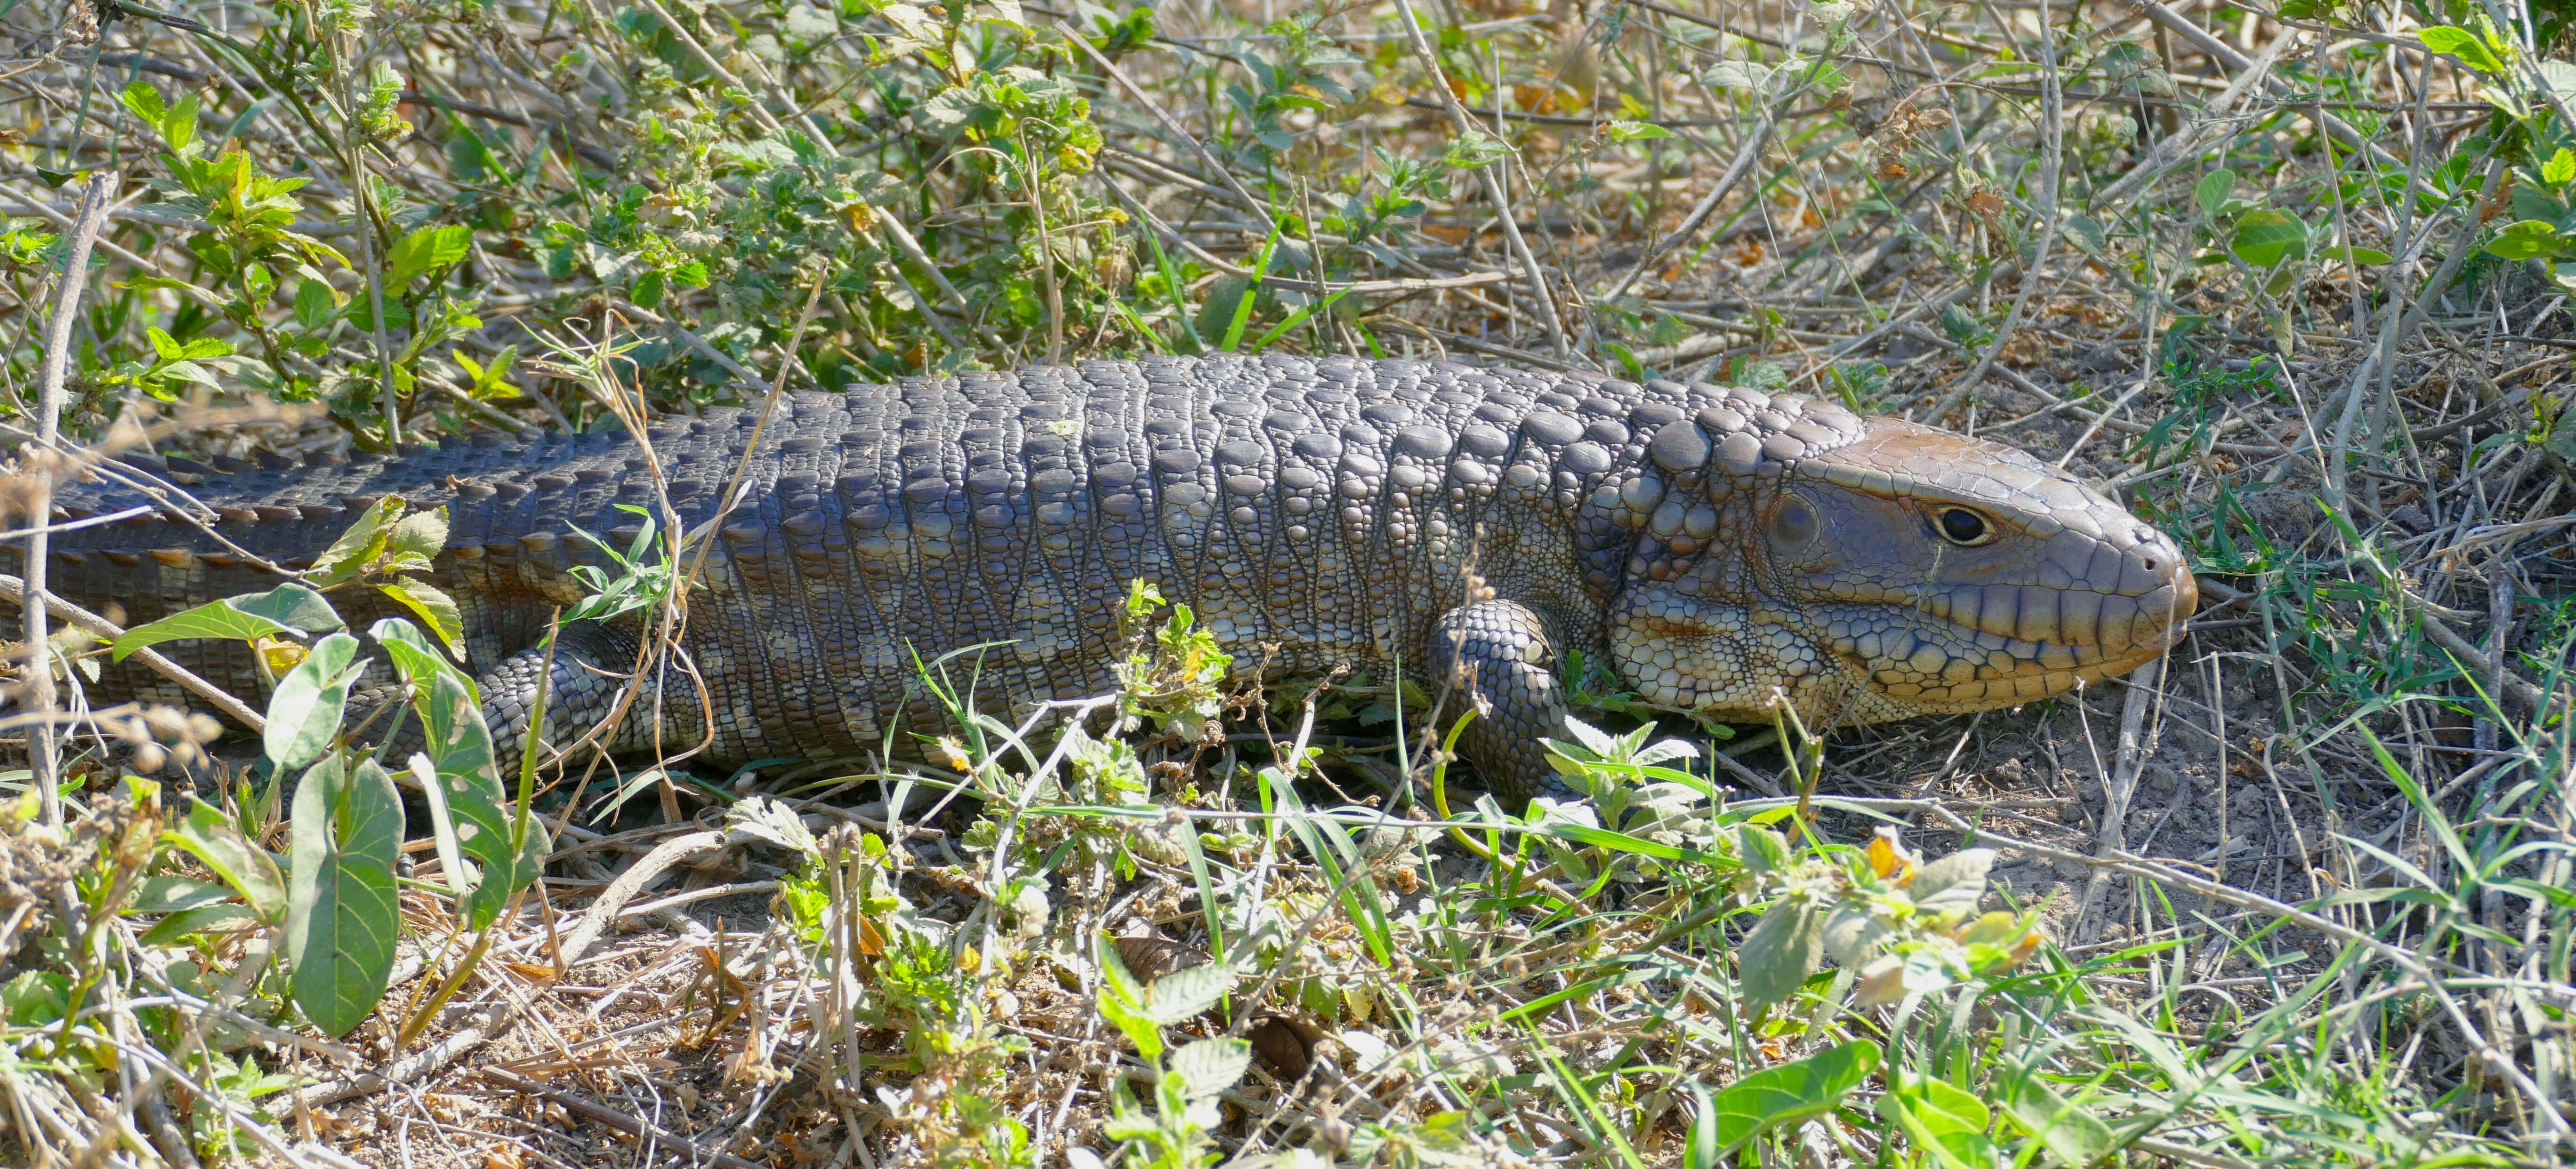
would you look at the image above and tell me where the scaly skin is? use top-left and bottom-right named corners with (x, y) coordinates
top-left (10, 355), bottom-right (2195, 802)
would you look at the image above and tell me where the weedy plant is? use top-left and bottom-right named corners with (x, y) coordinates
top-left (9, 0), bottom-right (2576, 1161)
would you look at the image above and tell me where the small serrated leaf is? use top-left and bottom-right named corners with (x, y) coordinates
top-left (1145, 961), bottom-right (1237, 1026)
top-left (377, 579), bottom-right (465, 659)
top-left (1169, 1037), bottom-right (1252, 1101)
top-left (1909, 848), bottom-right (1994, 921)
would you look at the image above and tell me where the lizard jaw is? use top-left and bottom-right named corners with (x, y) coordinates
top-left (1606, 569), bottom-right (2195, 726)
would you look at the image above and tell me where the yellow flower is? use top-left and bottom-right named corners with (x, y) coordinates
top-left (1866, 827), bottom-right (1916, 885)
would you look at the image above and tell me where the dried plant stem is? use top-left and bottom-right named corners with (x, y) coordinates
top-left (24, 169), bottom-right (113, 828)
top-left (1930, 0), bottom-right (2063, 423)
top-left (1392, 0), bottom-right (1571, 358)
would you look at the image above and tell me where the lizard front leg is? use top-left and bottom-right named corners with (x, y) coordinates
top-left (1430, 599), bottom-right (1570, 808)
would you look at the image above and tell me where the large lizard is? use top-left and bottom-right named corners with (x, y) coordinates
top-left (14, 355), bottom-right (2195, 801)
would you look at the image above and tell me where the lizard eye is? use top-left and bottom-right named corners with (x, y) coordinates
top-left (1936, 507), bottom-right (1996, 546)
top-left (1768, 496), bottom-right (1818, 547)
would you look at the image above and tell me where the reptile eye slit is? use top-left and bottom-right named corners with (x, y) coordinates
top-left (1935, 507), bottom-right (1994, 546)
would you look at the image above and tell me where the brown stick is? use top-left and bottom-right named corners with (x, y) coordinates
top-left (24, 170), bottom-right (116, 826)
top-left (480, 1068), bottom-right (767, 1169)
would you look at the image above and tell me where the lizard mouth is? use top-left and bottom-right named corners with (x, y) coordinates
top-left (1871, 571), bottom-right (2198, 710)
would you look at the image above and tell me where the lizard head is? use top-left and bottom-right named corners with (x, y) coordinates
top-left (1605, 403), bottom-right (2195, 728)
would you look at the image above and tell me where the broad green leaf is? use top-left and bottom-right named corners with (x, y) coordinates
top-left (1146, 961), bottom-right (1236, 1026)
top-left (1822, 901), bottom-right (1893, 964)
top-left (1737, 899), bottom-right (1823, 1007)
top-left (2, 971), bottom-right (70, 1026)
top-left (1170, 1037), bottom-right (1251, 1101)
top-left (726, 795), bottom-right (820, 861)
top-left (370, 616), bottom-right (478, 705)
top-left (130, 874), bottom-right (238, 914)
top-left (2486, 219), bottom-right (2566, 261)
top-left (166, 799), bottom-right (285, 921)
top-left (232, 584), bottom-right (346, 634)
top-left (2420, 25), bottom-right (2504, 74)
top-left (113, 598), bottom-right (298, 660)
top-left (160, 92), bottom-right (200, 156)
top-left (394, 653), bottom-right (542, 930)
top-left (1878, 1075), bottom-right (1996, 1169)
top-left (2318, 246), bottom-right (2394, 265)
top-left (2229, 208), bottom-right (2308, 267)
top-left (286, 755), bottom-right (402, 1036)
top-left (2547, 147), bottom-right (2576, 186)
top-left (377, 579), bottom-right (466, 659)
top-left (147, 327), bottom-right (185, 362)
top-left (263, 633), bottom-right (363, 772)
top-left (1695, 1040), bottom-right (1882, 1156)
top-left (1999, 1063), bottom-right (2118, 1167)
top-left (139, 901), bottom-right (267, 946)
top-left (152, 359), bottom-right (218, 388)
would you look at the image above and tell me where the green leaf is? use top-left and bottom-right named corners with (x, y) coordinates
top-left (2486, 219), bottom-right (2568, 261)
top-left (1170, 1037), bottom-right (1252, 1101)
top-left (1095, 935), bottom-right (1166, 1062)
top-left (1878, 1075), bottom-right (1996, 1169)
top-left (160, 92), bottom-right (200, 156)
top-left (286, 755), bottom-right (402, 1036)
top-left (139, 901), bottom-right (267, 946)
top-left (1737, 899), bottom-right (1823, 1007)
top-left (386, 505), bottom-right (449, 560)
top-left (233, 584), bottom-right (346, 634)
top-left (308, 496), bottom-right (404, 586)
top-left (1146, 961), bottom-right (1236, 1026)
top-left (371, 616), bottom-right (477, 705)
top-left (147, 327), bottom-right (185, 362)
top-left (1693, 1040), bottom-right (1882, 1157)
top-left (165, 799), bottom-right (285, 922)
top-left (129, 874), bottom-right (238, 914)
top-left (2421, 25), bottom-right (2505, 74)
top-left (1219, 221), bottom-right (1281, 352)
top-left (380, 621), bottom-right (542, 930)
top-left (1735, 825), bottom-right (1791, 873)
top-left (2193, 169), bottom-right (2236, 218)
top-left (2547, 147), bottom-right (2576, 186)
top-left (1608, 119), bottom-right (1672, 142)
top-left (112, 597), bottom-right (299, 661)
top-left (118, 79), bottom-right (166, 126)
top-left (1908, 848), bottom-right (1993, 922)
top-left (293, 277), bottom-right (339, 330)
top-left (2229, 208), bottom-right (2308, 268)
top-left (386, 224), bottom-right (473, 288)
top-left (2, 971), bottom-right (70, 1026)
top-left (377, 579), bottom-right (466, 659)
top-left (264, 632), bottom-right (364, 773)
top-left (2319, 246), bottom-right (2394, 265)
top-left (1998, 1063), bottom-right (2118, 1167)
